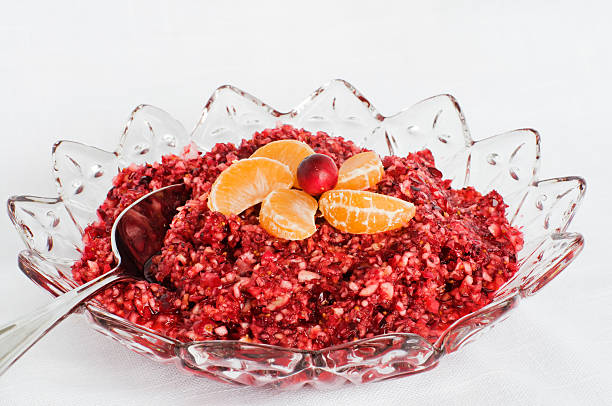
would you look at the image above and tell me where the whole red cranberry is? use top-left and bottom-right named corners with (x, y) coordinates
top-left (297, 154), bottom-right (338, 196)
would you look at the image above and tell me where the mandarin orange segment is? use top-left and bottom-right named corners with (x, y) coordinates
top-left (208, 157), bottom-right (293, 216)
top-left (335, 151), bottom-right (384, 190)
top-left (250, 140), bottom-right (315, 187)
top-left (259, 189), bottom-right (318, 240)
top-left (319, 190), bottom-right (415, 234)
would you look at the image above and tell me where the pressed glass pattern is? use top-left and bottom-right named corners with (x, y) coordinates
top-left (7, 80), bottom-right (585, 387)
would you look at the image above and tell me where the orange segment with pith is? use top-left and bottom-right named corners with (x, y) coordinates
top-left (319, 190), bottom-right (415, 234)
top-left (207, 157), bottom-right (293, 216)
top-left (335, 151), bottom-right (384, 190)
top-left (250, 140), bottom-right (315, 187)
top-left (259, 189), bottom-right (318, 240)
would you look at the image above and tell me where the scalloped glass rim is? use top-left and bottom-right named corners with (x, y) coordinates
top-left (7, 79), bottom-right (585, 388)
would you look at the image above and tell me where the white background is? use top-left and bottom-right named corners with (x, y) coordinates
top-left (1, 1), bottom-right (611, 405)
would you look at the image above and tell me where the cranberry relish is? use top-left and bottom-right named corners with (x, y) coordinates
top-left (72, 125), bottom-right (523, 350)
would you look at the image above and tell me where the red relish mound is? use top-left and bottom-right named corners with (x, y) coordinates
top-left (72, 125), bottom-right (523, 350)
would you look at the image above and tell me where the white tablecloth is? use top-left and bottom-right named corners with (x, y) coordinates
top-left (1, 1), bottom-right (610, 404)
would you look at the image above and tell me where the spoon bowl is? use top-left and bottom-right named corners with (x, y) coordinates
top-left (0, 184), bottom-right (189, 376)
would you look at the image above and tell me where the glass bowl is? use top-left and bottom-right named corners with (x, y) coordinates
top-left (7, 79), bottom-right (585, 389)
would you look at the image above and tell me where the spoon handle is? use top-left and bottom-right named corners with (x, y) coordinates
top-left (0, 269), bottom-right (125, 376)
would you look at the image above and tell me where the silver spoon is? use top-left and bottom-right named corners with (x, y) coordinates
top-left (0, 184), bottom-right (189, 376)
